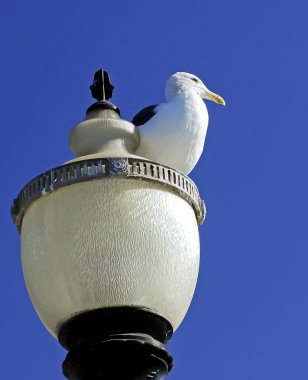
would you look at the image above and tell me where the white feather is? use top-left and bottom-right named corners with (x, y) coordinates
top-left (134, 72), bottom-right (224, 175)
top-left (135, 91), bottom-right (208, 174)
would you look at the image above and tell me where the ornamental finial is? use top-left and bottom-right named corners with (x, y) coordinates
top-left (90, 69), bottom-right (114, 101)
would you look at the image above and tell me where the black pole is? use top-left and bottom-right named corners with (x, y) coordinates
top-left (59, 307), bottom-right (174, 380)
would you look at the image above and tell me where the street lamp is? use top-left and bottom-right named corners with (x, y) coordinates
top-left (11, 70), bottom-right (205, 380)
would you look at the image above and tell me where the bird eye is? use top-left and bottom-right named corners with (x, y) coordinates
top-left (191, 78), bottom-right (199, 83)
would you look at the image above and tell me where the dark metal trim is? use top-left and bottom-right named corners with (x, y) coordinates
top-left (59, 307), bottom-right (174, 380)
top-left (11, 157), bottom-right (206, 232)
top-left (58, 307), bottom-right (173, 350)
top-left (62, 333), bottom-right (173, 380)
top-left (86, 100), bottom-right (120, 115)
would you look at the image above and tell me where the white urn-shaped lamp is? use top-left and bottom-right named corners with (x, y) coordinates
top-left (11, 70), bottom-right (205, 380)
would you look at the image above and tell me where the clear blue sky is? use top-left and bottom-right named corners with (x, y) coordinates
top-left (1, 1), bottom-right (308, 379)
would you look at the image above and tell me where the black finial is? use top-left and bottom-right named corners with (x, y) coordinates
top-left (90, 69), bottom-right (114, 101)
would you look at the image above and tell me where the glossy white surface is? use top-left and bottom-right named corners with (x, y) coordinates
top-left (21, 178), bottom-right (200, 337)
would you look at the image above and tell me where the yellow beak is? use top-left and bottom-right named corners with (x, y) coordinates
top-left (203, 89), bottom-right (225, 106)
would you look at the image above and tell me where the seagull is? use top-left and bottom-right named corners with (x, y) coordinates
top-left (132, 72), bottom-right (225, 175)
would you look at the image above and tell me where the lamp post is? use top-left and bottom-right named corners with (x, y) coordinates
top-left (11, 69), bottom-right (205, 380)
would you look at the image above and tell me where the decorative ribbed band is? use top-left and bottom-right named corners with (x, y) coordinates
top-left (11, 157), bottom-right (206, 232)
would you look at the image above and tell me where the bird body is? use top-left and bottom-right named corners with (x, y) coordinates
top-left (135, 90), bottom-right (208, 174)
top-left (133, 72), bottom-right (224, 175)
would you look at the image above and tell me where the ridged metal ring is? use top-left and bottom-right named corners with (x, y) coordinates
top-left (11, 157), bottom-right (206, 232)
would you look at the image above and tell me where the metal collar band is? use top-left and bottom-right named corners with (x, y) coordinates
top-left (11, 157), bottom-right (206, 232)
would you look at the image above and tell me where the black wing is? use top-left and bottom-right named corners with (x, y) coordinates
top-left (132, 105), bottom-right (158, 126)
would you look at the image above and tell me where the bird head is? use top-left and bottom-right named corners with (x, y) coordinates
top-left (165, 72), bottom-right (225, 105)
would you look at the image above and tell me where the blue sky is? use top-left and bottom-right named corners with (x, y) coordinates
top-left (1, 1), bottom-right (308, 379)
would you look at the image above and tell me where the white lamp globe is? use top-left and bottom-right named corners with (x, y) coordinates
top-left (12, 70), bottom-right (206, 380)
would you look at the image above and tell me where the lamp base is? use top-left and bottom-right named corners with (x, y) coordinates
top-left (62, 333), bottom-right (172, 380)
top-left (58, 307), bottom-right (174, 380)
